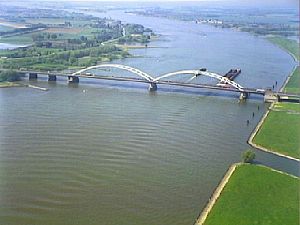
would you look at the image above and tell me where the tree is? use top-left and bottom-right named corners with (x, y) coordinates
top-left (69, 56), bottom-right (77, 65)
top-left (242, 150), bottom-right (256, 163)
top-left (51, 34), bottom-right (57, 40)
top-left (32, 33), bottom-right (44, 42)
top-left (0, 70), bottom-right (23, 82)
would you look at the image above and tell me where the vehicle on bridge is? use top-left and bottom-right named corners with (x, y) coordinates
top-left (256, 88), bottom-right (265, 93)
top-left (196, 68), bottom-right (207, 76)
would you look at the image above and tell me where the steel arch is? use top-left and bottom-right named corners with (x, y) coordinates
top-left (73, 64), bottom-right (244, 91)
top-left (72, 64), bottom-right (155, 82)
top-left (154, 69), bottom-right (244, 91)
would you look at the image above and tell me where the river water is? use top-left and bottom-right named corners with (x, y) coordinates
top-left (0, 10), bottom-right (298, 225)
top-left (0, 43), bottom-right (27, 50)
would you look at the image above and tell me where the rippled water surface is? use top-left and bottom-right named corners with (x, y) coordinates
top-left (0, 9), bottom-right (298, 225)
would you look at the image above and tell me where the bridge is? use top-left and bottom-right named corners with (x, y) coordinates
top-left (16, 64), bottom-right (300, 102)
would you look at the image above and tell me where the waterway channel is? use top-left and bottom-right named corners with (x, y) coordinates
top-left (0, 9), bottom-right (298, 225)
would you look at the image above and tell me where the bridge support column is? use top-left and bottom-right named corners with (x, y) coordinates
top-left (48, 75), bottom-right (56, 82)
top-left (68, 76), bottom-right (79, 83)
top-left (264, 90), bottom-right (277, 103)
top-left (148, 82), bottom-right (157, 91)
top-left (239, 92), bottom-right (249, 100)
top-left (29, 73), bottom-right (38, 80)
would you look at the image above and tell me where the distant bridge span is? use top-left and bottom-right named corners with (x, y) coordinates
top-left (11, 63), bottom-right (300, 102)
top-left (72, 64), bottom-right (244, 91)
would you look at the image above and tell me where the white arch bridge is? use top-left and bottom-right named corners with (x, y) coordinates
top-left (72, 64), bottom-right (244, 92)
top-left (21, 63), bottom-right (300, 101)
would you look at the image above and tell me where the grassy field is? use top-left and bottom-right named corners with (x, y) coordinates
top-left (273, 102), bottom-right (300, 112)
top-left (0, 20), bottom-right (116, 46)
top-left (284, 66), bottom-right (300, 94)
top-left (0, 33), bottom-right (34, 45)
top-left (204, 164), bottom-right (299, 225)
top-left (252, 37), bottom-right (300, 159)
top-left (25, 18), bottom-right (66, 24)
top-left (267, 36), bottom-right (299, 61)
top-left (0, 28), bottom-right (90, 45)
top-left (253, 103), bottom-right (299, 159)
top-left (268, 36), bottom-right (300, 61)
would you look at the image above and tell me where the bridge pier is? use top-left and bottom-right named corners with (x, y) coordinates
top-left (29, 73), bottom-right (38, 80)
top-left (264, 90), bottom-right (278, 103)
top-left (148, 82), bottom-right (157, 91)
top-left (48, 75), bottom-right (56, 82)
top-left (68, 76), bottom-right (79, 83)
top-left (239, 92), bottom-right (249, 100)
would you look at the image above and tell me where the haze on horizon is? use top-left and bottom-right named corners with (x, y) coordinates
top-left (0, 0), bottom-right (298, 7)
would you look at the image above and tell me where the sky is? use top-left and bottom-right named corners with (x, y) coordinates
top-left (0, 0), bottom-right (298, 8)
top-left (44, 0), bottom-right (297, 2)
top-left (68, 0), bottom-right (298, 6)
top-left (58, 0), bottom-right (298, 8)
top-left (38, 0), bottom-right (294, 1)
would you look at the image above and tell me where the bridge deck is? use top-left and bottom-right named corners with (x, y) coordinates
top-left (13, 70), bottom-right (300, 99)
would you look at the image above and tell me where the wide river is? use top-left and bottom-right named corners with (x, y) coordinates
top-left (0, 10), bottom-right (298, 225)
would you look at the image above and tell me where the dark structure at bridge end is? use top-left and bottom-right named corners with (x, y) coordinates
top-left (239, 92), bottom-right (249, 100)
top-left (29, 73), bottom-right (38, 80)
top-left (149, 83), bottom-right (157, 91)
top-left (48, 75), bottom-right (57, 82)
top-left (68, 76), bottom-right (79, 83)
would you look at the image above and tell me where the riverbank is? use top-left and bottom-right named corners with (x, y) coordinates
top-left (197, 46), bottom-right (299, 222)
top-left (195, 163), bottom-right (240, 225)
top-left (0, 12), bottom-right (155, 71)
top-left (249, 38), bottom-right (299, 161)
top-left (101, 35), bottom-right (161, 50)
top-left (0, 81), bottom-right (22, 88)
top-left (267, 36), bottom-right (299, 62)
top-left (197, 163), bottom-right (299, 225)
top-left (0, 81), bottom-right (48, 91)
top-left (250, 102), bottom-right (300, 160)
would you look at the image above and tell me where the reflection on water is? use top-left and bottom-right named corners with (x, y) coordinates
top-left (0, 8), bottom-right (298, 225)
top-left (1, 84), bottom-right (298, 225)
top-left (0, 43), bottom-right (28, 50)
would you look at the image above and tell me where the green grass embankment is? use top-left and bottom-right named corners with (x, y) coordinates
top-left (204, 164), bottom-right (299, 225)
top-left (252, 37), bottom-right (300, 160)
top-left (252, 66), bottom-right (300, 159)
top-left (0, 33), bottom-right (34, 45)
top-left (284, 66), bottom-right (300, 94)
top-left (267, 36), bottom-right (299, 61)
top-left (253, 102), bottom-right (300, 159)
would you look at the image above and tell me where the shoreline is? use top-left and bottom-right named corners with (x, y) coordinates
top-left (247, 101), bottom-right (300, 162)
top-left (247, 63), bottom-right (299, 162)
top-left (266, 36), bottom-right (299, 63)
top-left (195, 35), bottom-right (299, 225)
top-left (280, 64), bottom-right (298, 93)
top-left (247, 34), bottom-right (299, 161)
top-left (0, 81), bottom-right (23, 88)
top-left (115, 44), bottom-right (164, 49)
top-left (194, 163), bottom-right (299, 225)
top-left (194, 163), bottom-right (241, 225)
top-left (0, 81), bottom-right (48, 91)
